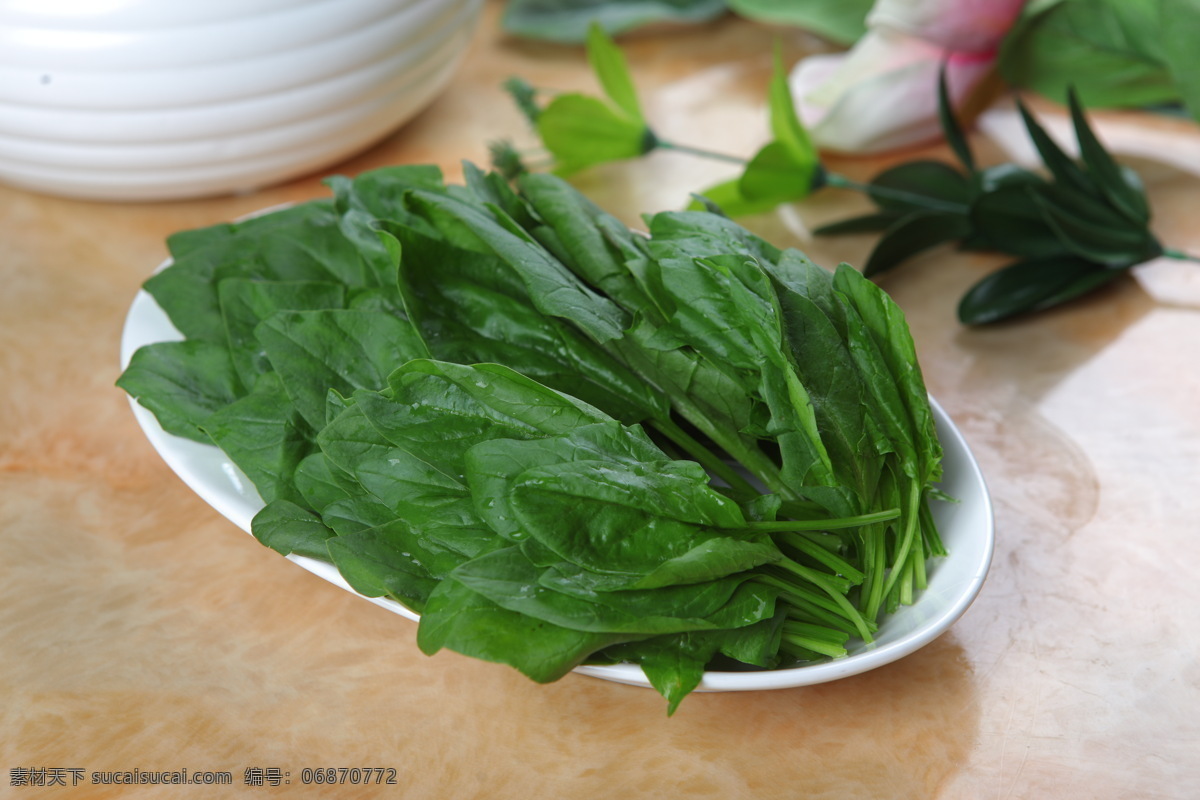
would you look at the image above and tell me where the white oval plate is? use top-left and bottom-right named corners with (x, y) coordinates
top-left (120, 284), bottom-right (994, 692)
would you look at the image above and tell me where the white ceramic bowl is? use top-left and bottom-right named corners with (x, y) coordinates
top-left (119, 268), bottom-right (994, 694)
top-left (0, 0), bottom-right (483, 200)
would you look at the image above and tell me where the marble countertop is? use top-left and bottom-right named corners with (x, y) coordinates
top-left (4, 3), bottom-right (1198, 797)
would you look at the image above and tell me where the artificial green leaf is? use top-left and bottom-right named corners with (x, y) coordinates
top-left (766, 46), bottom-right (818, 183)
top-left (1067, 89), bottom-right (1151, 223)
top-left (957, 254), bottom-right (1124, 324)
top-left (998, 0), bottom-right (1179, 110)
top-left (812, 212), bottom-right (903, 236)
top-left (1159, 0), bottom-right (1200, 120)
top-left (1014, 98), bottom-right (1095, 196)
top-left (937, 68), bottom-right (975, 173)
top-left (1031, 190), bottom-right (1160, 265)
top-left (735, 48), bottom-right (821, 205)
top-left (863, 212), bottom-right (973, 276)
top-left (537, 94), bottom-right (655, 174)
top-left (738, 142), bottom-right (818, 205)
top-left (586, 22), bottom-right (644, 121)
top-left (688, 177), bottom-right (788, 218)
top-left (867, 161), bottom-right (973, 214)
top-left (501, 0), bottom-right (727, 43)
top-left (727, 0), bottom-right (871, 44)
top-left (965, 168), bottom-right (1065, 258)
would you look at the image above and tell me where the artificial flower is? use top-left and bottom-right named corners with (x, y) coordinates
top-left (790, 0), bottom-right (1026, 154)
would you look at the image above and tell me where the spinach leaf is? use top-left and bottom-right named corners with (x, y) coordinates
top-left (256, 309), bottom-right (427, 431)
top-left (218, 279), bottom-right (348, 389)
top-left (201, 372), bottom-right (315, 505)
top-left (417, 577), bottom-right (638, 683)
top-left (116, 340), bottom-right (242, 443)
top-left (250, 499), bottom-right (337, 560)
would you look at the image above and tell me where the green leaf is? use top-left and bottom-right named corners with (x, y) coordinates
top-left (998, 0), bottom-right (1178, 109)
top-left (1067, 89), bottom-right (1151, 223)
top-left (451, 547), bottom-right (774, 634)
top-left (537, 94), bottom-right (655, 174)
top-left (405, 190), bottom-right (629, 343)
top-left (1031, 189), bottom-right (1161, 265)
top-left (688, 177), bottom-right (789, 218)
top-left (217, 279), bottom-right (348, 389)
top-left (501, 0), bottom-right (727, 43)
top-left (202, 372), bottom-right (314, 505)
top-left (867, 161), bottom-right (973, 214)
top-left (586, 22), bottom-right (644, 121)
top-left (250, 499), bottom-right (337, 561)
top-left (466, 421), bottom-right (666, 541)
top-left (255, 309), bottom-right (428, 431)
top-left (957, 255), bottom-right (1125, 324)
top-left (736, 47), bottom-right (821, 205)
top-left (417, 577), bottom-right (634, 683)
top-left (145, 201), bottom-right (350, 344)
top-left (966, 169), bottom-right (1066, 258)
top-left (863, 212), bottom-right (973, 277)
top-left (117, 340), bottom-right (243, 443)
top-left (937, 67), bottom-right (975, 173)
top-left (1014, 98), bottom-right (1094, 195)
top-left (359, 360), bottom-right (611, 476)
top-left (327, 524), bottom-right (442, 613)
top-left (727, 0), bottom-right (871, 44)
top-left (813, 212), bottom-right (903, 236)
top-left (831, 264), bottom-right (940, 485)
top-left (738, 142), bottom-right (817, 205)
top-left (1159, 0), bottom-right (1200, 121)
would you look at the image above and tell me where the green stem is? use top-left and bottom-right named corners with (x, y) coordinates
top-left (744, 508), bottom-right (899, 534)
top-left (650, 417), bottom-right (758, 497)
top-left (1163, 248), bottom-right (1200, 264)
top-left (779, 622), bottom-right (849, 659)
top-left (860, 520), bottom-right (889, 624)
top-left (776, 558), bottom-right (873, 642)
top-left (656, 139), bottom-right (749, 166)
top-left (777, 532), bottom-right (864, 584)
top-left (753, 574), bottom-right (863, 634)
top-left (879, 481), bottom-right (922, 604)
top-left (824, 172), bottom-right (970, 215)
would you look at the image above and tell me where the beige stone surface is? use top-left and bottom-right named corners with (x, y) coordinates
top-left (3, 3), bottom-right (1198, 797)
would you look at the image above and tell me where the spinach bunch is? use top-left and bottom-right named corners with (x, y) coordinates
top-left (118, 163), bottom-right (945, 713)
